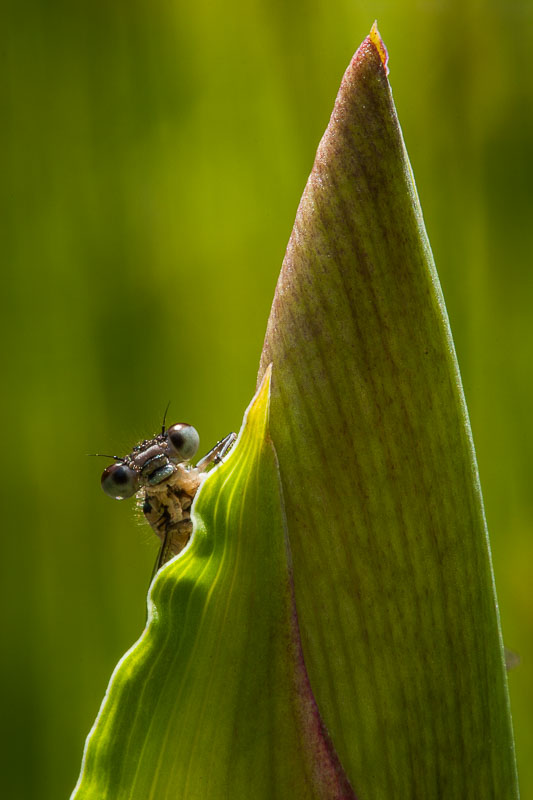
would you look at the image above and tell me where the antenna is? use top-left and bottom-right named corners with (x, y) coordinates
top-left (87, 453), bottom-right (123, 461)
top-left (161, 400), bottom-right (171, 434)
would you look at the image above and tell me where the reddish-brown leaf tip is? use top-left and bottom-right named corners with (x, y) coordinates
top-left (369, 21), bottom-right (389, 75)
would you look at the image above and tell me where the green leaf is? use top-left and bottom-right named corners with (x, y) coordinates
top-left (72, 366), bottom-right (354, 799)
top-left (258, 24), bottom-right (518, 798)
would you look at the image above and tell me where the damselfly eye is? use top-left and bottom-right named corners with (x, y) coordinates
top-left (166, 423), bottom-right (200, 461)
top-left (101, 463), bottom-right (139, 499)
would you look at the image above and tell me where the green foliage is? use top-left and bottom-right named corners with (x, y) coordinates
top-left (73, 28), bottom-right (517, 798)
top-left (73, 369), bottom-right (354, 799)
top-left (2, 3), bottom-right (531, 799)
top-left (259, 29), bottom-right (518, 798)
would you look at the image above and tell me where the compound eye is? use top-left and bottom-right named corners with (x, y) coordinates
top-left (101, 462), bottom-right (139, 499)
top-left (166, 423), bottom-right (200, 461)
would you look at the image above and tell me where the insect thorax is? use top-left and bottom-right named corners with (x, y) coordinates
top-left (139, 464), bottom-right (203, 562)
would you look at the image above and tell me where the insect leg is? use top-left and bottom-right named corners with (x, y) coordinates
top-left (196, 432), bottom-right (237, 472)
top-left (149, 526), bottom-right (171, 584)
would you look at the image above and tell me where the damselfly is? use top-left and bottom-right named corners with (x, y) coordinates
top-left (97, 422), bottom-right (235, 576)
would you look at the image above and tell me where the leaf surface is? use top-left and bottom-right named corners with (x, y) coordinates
top-left (72, 366), bottom-right (354, 799)
top-left (258, 24), bottom-right (518, 799)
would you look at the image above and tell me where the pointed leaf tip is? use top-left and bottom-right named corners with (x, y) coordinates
top-left (369, 21), bottom-right (389, 74)
top-left (244, 361), bottom-right (272, 436)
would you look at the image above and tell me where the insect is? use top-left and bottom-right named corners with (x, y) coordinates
top-left (98, 421), bottom-right (236, 576)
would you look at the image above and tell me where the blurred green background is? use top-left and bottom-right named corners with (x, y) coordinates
top-left (2, 0), bottom-right (532, 797)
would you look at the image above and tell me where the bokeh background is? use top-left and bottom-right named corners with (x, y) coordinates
top-left (2, 1), bottom-right (532, 797)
